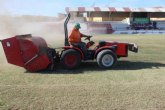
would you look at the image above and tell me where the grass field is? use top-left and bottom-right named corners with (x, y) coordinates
top-left (0, 34), bottom-right (165, 110)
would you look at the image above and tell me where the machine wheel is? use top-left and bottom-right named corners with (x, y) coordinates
top-left (61, 49), bottom-right (81, 69)
top-left (97, 50), bottom-right (117, 69)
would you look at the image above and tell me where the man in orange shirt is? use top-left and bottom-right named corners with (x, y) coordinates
top-left (69, 23), bottom-right (91, 55)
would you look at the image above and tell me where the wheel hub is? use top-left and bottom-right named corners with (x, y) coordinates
top-left (64, 54), bottom-right (77, 67)
top-left (102, 54), bottom-right (114, 67)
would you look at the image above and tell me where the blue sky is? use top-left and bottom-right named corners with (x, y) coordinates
top-left (2, 0), bottom-right (165, 16)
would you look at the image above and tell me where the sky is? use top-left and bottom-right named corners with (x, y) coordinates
top-left (1, 0), bottom-right (165, 16)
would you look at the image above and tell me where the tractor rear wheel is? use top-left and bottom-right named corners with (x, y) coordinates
top-left (61, 49), bottom-right (81, 69)
top-left (97, 50), bottom-right (117, 69)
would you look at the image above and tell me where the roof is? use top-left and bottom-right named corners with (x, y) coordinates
top-left (66, 7), bottom-right (165, 13)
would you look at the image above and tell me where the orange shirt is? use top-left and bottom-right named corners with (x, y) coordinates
top-left (69, 28), bottom-right (83, 43)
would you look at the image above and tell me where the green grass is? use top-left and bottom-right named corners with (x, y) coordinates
top-left (1, 34), bottom-right (165, 110)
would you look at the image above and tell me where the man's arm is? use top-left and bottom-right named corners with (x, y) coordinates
top-left (80, 33), bottom-right (91, 38)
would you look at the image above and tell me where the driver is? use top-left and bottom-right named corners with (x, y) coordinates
top-left (69, 23), bottom-right (91, 55)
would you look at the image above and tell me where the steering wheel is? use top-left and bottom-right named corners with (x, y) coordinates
top-left (84, 36), bottom-right (92, 41)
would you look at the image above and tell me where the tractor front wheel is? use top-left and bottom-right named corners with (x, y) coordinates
top-left (61, 49), bottom-right (81, 69)
top-left (97, 50), bottom-right (117, 69)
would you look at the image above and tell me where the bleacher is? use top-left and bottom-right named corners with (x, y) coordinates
top-left (86, 22), bottom-right (114, 34)
top-left (156, 21), bottom-right (165, 30)
top-left (130, 23), bottom-right (153, 30)
top-left (110, 21), bottom-right (129, 30)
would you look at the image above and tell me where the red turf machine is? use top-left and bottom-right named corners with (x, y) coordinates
top-left (0, 13), bottom-right (138, 72)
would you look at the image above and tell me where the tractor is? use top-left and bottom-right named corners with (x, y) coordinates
top-left (0, 13), bottom-right (138, 72)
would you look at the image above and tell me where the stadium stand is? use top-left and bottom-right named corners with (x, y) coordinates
top-left (66, 7), bottom-right (165, 34)
top-left (156, 21), bottom-right (165, 30)
top-left (86, 22), bottom-right (114, 34)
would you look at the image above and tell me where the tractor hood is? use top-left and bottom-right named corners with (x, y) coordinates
top-left (97, 40), bottom-right (138, 58)
top-left (108, 41), bottom-right (138, 53)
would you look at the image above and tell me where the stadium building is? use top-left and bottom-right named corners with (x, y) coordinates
top-left (66, 7), bottom-right (165, 34)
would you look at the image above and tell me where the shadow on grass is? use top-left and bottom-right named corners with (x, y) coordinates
top-left (28, 61), bottom-right (165, 74)
top-left (115, 61), bottom-right (165, 70)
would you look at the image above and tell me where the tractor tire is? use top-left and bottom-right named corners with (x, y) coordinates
top-left (61, 49), bottom-right (81, 69)
top-left (97, 50), bottom-right (117, 69)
